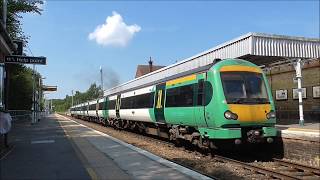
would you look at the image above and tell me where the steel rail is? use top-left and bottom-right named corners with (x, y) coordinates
top-left (213, 155), bottom-right (299, 180)
top-left (273, 158), bottom-right (320, 176)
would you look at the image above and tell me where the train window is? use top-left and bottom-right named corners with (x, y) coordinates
top-left (166, 84), bottom-right (194, 107)
top-left (135, 93), bottom-right (154, 108)
top-left (99, 102), bottom-right (104, 110)
top-left (89, 104), bottom-right (96, 110)
top-left (108, 100), bottom-right (116, 109)
top-left (121, 93), bottom-right (154, 109)
top-left (120, 97), bottom-right (131, 109)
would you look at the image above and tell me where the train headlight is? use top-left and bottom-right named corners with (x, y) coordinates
top-left (266, 110), bottom-right (276, 119)
top-left (224, 110), bottom-right (238, 120)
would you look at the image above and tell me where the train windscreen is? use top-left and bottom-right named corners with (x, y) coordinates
top-left (221, 72), bottom-right (269, 104)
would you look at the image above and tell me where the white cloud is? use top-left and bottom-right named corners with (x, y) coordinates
top-left (88, 11), bottom-right (141, 47)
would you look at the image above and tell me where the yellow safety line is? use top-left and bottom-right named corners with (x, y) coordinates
top-left (86, 167), bottom-right (98, 180)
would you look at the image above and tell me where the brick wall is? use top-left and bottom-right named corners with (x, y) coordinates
top-left (282, 138), bottom-right (320, 167)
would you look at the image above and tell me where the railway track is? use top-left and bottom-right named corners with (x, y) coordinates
top-left (213, 155), bottom-right (320, 180)
top-left (62, 114), bottom-right (320, 180)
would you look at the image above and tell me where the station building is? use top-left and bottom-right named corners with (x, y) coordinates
top-left (0, 21), bottom-right (16, 109)
top-left (265, 59), bottom-right (319, 123)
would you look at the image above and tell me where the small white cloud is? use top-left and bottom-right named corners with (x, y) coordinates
top-left (89, 11), bottom-right (141, 47)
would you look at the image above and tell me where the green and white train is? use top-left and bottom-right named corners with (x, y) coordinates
top-left (70, 58), bottom-right (278, 149)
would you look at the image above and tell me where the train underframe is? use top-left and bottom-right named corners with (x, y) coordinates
top-left (72, 114), bottom-right (278, 151)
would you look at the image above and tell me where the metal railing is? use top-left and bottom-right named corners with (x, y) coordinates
top-left (8, 110), bottom-right (32, 121)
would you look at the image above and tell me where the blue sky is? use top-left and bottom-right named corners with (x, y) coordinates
top-left (22, 1), bottom-right (319, 99)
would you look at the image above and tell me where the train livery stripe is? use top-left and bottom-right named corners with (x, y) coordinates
top-left (228, 104), bottom-right (271, 122)
top-left (220, 65), bottom-right (262, 73)
top-left (166, 74), bottom-right (196, 86)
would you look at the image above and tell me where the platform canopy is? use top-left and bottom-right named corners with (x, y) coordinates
top-left (104, 32), bottom-right (320, 96)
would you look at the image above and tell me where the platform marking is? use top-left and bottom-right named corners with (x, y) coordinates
top-left (86, 167), bottom-right (98, 180)
top-left (56, 115), bottom-right (99, 180)
top-left (31, 140), bottom-right (55, 144)
top-left (57, 114), bottom-right (213, 180)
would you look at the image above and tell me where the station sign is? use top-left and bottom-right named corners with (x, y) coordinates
top-left (42, 86), bottom-right (57, 92)
top-left (5, 55), bottom-right (46, 65)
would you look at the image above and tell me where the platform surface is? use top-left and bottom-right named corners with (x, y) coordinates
top-left (276, 122), bottom-right (320, 141)
top-left (0, 114), bottom-right (212, 180)
top-left (0, 114), bottom-right (91, 179)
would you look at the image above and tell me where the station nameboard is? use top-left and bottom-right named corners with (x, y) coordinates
top-left (42, 86), bottom-right (57, 92)
top-left (5, 55), bottom-right (46, 65)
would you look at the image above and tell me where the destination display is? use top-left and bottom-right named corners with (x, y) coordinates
top-left (5, 55), bottom-right (46, 65)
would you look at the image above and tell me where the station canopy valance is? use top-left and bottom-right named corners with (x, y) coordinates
top-left (104, 32), bottom-right (320, 96)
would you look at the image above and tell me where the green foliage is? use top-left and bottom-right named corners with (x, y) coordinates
top-left (53, 83), bottom-right (103, 112)
top-left (1, 0), bottom-right (43, 42)
top-left (7, 64), bottom-right (42, 110)
top-left (2, 0), bottom-right (44, 110)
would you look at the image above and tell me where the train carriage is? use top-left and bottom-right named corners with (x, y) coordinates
top-left (70, 58), bottom-right (277, 149)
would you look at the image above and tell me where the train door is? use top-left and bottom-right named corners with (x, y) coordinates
top-left (154, 83), bottom-right (166, 123)
top-left (86, 102), bottom-right (89, 116)
top-left (96, 99), bottom-right (99, 120)
top-left (195, 75), bottom-right (209, 127)
top-left (102, 97), bottom-right (108, 122)
top-left (115, 95), bottom-right (121, 119)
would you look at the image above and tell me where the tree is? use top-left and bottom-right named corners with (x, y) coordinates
top-left (1, 0), bottom-right (44, 110)
top-left (1, 0), bottom-right (43, 43)
top-left (7, 63), bottom-right (42, 110)
top-left (52, 83), bottom-right (103, 112)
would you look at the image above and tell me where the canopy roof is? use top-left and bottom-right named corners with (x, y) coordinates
top-left (104, 32), bottom-right (320, 96)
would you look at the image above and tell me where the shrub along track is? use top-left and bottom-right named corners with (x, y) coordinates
top-left (62, 114), bottom-right (320, 180)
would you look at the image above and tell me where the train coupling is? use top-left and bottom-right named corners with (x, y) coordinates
top-left (247, 130), bottom-right (263, 143)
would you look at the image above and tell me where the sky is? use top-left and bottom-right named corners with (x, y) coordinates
top-left (22, 0), bottom-right (319, 99)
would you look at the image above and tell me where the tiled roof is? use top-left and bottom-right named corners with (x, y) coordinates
top-left (135, 65), bottom-right (165, 78)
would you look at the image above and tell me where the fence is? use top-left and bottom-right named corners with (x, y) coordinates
top-left (8, 110), bottom-right (32, 121)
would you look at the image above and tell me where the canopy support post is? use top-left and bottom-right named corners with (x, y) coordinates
top-left (293, 58), bottom-right (304, 126)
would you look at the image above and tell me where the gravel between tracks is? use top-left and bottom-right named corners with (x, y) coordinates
top-left (68, 117), bottom-right (300, 180)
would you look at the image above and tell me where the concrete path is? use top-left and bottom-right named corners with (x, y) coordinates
top-left (57, 114), bottom-right (212, 180)
top-left (0, 114), bottom-right (91, 179)
top-left (1, 114), bottom-right (212, 180)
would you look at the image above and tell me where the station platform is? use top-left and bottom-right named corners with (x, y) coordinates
top-left (276, 122), bottom-right (320, 142)
top-left (0, 114), bottom-right (212, 180)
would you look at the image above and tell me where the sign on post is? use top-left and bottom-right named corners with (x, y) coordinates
top-left (5, 55), bottom-right (46, 65)
top-left (42, 86), bottom-right (57, 92)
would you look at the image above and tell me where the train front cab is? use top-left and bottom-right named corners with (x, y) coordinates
top-left (199, 59), bottom-right (278, 146)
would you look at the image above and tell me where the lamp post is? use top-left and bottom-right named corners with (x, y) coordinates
top-left (100, 66), bottom-right (104, 93)
top-left (32, 64), bottom-right (36, 124)
top-left (71, 90), bottom-right (74, 107)
top-left (39, 77), bottom-right (46, 120)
